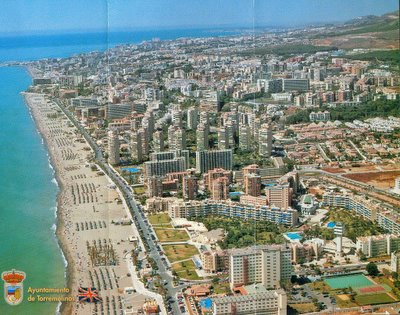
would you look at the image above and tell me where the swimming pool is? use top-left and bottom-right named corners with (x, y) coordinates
top-left (121, 167), bottom-right (141, 173)
top-left (327, 221), bottom-right (336, 228)
top-left (229, 191), bottom-right (243, 196)
top-left (284, 232), bottom-right (302, 240)
top-left (199, 297), bottom-right (212, 309)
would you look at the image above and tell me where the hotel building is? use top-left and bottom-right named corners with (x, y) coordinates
top-left (229, 245), bottom-right (292, 289)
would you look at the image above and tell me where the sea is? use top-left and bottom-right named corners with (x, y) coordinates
top-left (0, 28), bottom-right (241, 315)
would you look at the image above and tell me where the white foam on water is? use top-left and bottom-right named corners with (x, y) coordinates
top-left (55, 302), bottom-right (61, 315)
top-left (51, 177), bottom-right (59, 187)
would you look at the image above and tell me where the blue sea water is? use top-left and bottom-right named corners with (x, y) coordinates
top-left (0, 27), bottom-right (240, 314)
top-left (0, 66), bottom-right (65, 314)
top-left (0, 28), bottom-right (241, 62)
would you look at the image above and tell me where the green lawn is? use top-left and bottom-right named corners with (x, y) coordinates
top-left (212, 282), bottom-right (231, 295)
top-left (355, 293), bottom-right (395, 305)
top-left (172, 260), bottom-right (201, 280)
top-left (133, 186), bottom-right (145, 194)
top-left (148, 213), bottom-right (171, 226)
top-left (154, 228), bottom-right (189, 242)
top-left (163, 244), bottom-right (199, 263)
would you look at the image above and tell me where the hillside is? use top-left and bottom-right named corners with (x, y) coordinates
top-left (312, 10), bottom-right (399, 49)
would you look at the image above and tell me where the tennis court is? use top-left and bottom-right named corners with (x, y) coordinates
top-left (325, 274), bottom-right (374, 289)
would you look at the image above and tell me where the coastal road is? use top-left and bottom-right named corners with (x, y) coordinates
top-left (53, 98), bottom-right (184, 315)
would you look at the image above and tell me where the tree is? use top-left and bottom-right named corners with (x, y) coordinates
top-left (212, 277), bottom-right (220, 284)
top-left (366, 262), bottom-right (379, 277)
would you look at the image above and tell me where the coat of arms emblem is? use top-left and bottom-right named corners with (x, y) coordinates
top-left (1, 269), bottom-right (26, 306)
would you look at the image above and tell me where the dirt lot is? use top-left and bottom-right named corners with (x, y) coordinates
top-left (323, 167), bottom-right (346, 174)
top-left (314, 33), bottom-right (399, 49)
top-left (343, 170), bottom-right (400, 189)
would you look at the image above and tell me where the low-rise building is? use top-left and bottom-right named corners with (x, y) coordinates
top-left (299, 194), bottom-right (318, 216)
top-left (212, 289), bottom-right (287, 315)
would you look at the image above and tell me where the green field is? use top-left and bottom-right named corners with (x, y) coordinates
top-left (172, 260), bottom-right (201, 280)
top-left (133, 186), bottom-right (145, 194)
top-left (163, 244), bottom-right (199, 263)
top-left (355, 293), bottom-right (396, 305)
top-left (325, 274), bottom-right (373, 289)
top-left (148, 213), bottom-right (172, 226)
top-left (154, 228), bottom-right (189, 242)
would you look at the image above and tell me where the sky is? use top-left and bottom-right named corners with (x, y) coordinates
top-left (0, 0), bottom-right (398, 35)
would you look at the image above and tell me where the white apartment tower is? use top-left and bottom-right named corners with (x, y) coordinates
top-left (218, 126), bottom-right (230, 150)
top-left (130, 130), bottom-right (143, 163)
top-left (259, 123), bottom-right (273, 157)
top-left (168, 126), bottom-right (186, 151)
top-left (196, 124), bottom-right (209, 151)
top-left (108, 130), bottom-right (120, 165)
top-left (239, 124), bottom-right (251, 151)
top-left (153, 130), bottom-right (164, 152)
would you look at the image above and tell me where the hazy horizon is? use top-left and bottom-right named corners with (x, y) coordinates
top-left (0, 0), bottom-right (398, 37)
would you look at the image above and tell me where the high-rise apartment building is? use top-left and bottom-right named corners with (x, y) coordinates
top-left (265, 183), bottom-right (292, 209)
top-left (204, 168), bottom-right (231, 190)
top-left (211, 177), bottom-right (229, 200)
top-left (172, 107), bottom-right (183, 128)
top-left (187, 108), bottom-right (198, 130)
top-left (139, 127), bottom-right (150, 157)
top-left (182, 175), bottom-right (198, 200)
top-left (229, 244), bottom-right (292, 289)
top-left (244, 173), bottom-right (261, 197)
top-left (153, 130), bottom-right (164, 152)
top-left (239, 124), bottom-right (251, 151)
top-left (196, 124), bottom-right (209, 151)
top-left (168, 126), bottom-right (186, 150)
top-left (218, 126), bottom-right (230, 150)
top-left (144, 157), bottom-right (186, 177)
top-left (196, 149), bottom-right (233, 174)
top-left (147, 176), bottom-right (163, 197)
top-left (259, 123), bottom-right (273, 158)
top-left (283, 79), bottom-right (310, 92)
top-left (201, 250), bottom-right (229, 273)
top-left (108, 130), bottom-right (120, 165)
top-left (199, 111), bottom-right (210, 134)
top-left (130, 130), bottom-right (143, 163)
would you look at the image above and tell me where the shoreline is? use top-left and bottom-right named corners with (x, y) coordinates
top-left (22, 90), bottom-right (156, 315)
top-left (23, 91), bottom-right (75, 315)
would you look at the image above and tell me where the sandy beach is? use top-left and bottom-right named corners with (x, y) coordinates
top-left (24, 92), bottom-right (156, 315)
